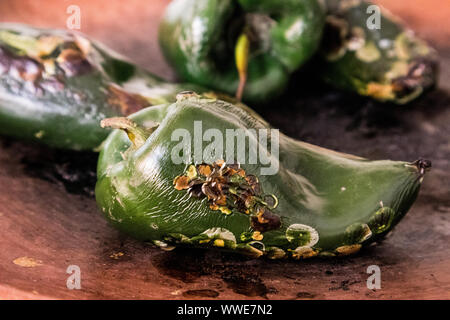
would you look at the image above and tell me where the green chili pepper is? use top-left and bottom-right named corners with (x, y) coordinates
top-left (319, 0), bottom-right (438, 104)
top-left (96, 92), bottom-right (430, 259)
top-left (0, 23), bottom-right (209, 150)
top-left (158, 0), bottom-right (325, 103)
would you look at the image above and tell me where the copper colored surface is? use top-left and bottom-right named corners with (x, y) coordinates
top-left (0, 0), bottom-right (449, 299)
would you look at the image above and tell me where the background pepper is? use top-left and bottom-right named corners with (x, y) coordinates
top-left (318, 0), bottom-right (438, 104)
top-left (158, 0), bottom-right (325, 104)
top-left (0, 23), bottom-right (207, 150)
top-left (96, 93), bottom-right (430, 259)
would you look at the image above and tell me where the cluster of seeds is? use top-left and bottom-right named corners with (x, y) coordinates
top-left (173, 160), bottom-right (281, 233)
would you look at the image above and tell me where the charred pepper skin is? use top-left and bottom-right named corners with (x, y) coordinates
top-left (0, 23), bottom-right (206, 150)
top-left (96, 93), bottom-right (430, 259)
top-left (319, 0), bottom-right (438, 104)
top-left (158, 0), bottom-right (325, 104)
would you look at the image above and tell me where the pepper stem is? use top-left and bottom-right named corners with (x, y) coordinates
top-left (100, 117), bottom-right (158, 148)
top-left (235, 33), bottom-right (250, 101)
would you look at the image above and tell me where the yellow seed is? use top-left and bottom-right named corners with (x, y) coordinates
top-left (216, 195), bottom-right (227, 206)
top-left (199, 239), bottom-right (211, 244)
top-left (235, 33), bottom-right (250, 74)
top-left (109, 252), bottom-right (124, 260)
top-left (291, 247), bottom-right (318, 260)
top-left (186, 165), bottom-right (197, 179)
top-left (394, 32), bottom-right (412, 60)
top-left (13, 257), bottom-right (42, 268)
top-left (235, 33), bottom-right (250, 101)
top-left (219, 206), bottom-right (232, 215)
top-left (214, 239), bottom-right (225, 247)
top-left (42, 59), bottom-right (56, 75)
top-left (245, 246), bottom-right (264, 258)
top-left (252, 231), bottom-right (263, 241)
top-left (366, 82), bottom-right (395, 100)
top-left (198, 164), bottom-right (212, 176)
top-left (335, 244), bottom-right (362, 256)
top-left (356, 41), bottom-right (381, 63)
top-left (34, 130), bottom-right (45, 139)
top-left (173, 175), bottom-right (190, 190)
top-left (385, 61), bottom-right (409, 80)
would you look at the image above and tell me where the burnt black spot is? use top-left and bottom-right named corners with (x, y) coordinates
top-left (57, 48), bottom-right (93, 77)
top-left (0, 45), bottom-right (66, 94)
top-left (0, 45), bottom-right (43, 82)
top-left (250, 208), bottom-right (281, 232)
top-left (107, 85), bottom-right (150, 115)
top-left (188, 180), bottom-right (204, 198)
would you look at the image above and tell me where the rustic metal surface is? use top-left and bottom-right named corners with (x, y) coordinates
top-left (0, 0), bottom-right (449, 299)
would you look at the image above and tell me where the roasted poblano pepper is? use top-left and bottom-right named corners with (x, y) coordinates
top-left (320, 0), bottom-right (438, 104)
top-left (96, 93), bottom-right (430, 259)
top-left (159, 0), bottom-right (325, 103)
top-left (0, 23), bottom-right (207, 150)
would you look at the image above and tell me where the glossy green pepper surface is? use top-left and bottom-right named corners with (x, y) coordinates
top-left (319, 0), bottom-right (438, 104)
top-left (0, 23), bottom-right (205, 150)
top-left (159, 0), bottom-right (325, 104)
top-left (96, 94), bottom-right (430, 259)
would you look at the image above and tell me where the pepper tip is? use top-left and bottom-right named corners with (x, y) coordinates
top-left (413, 158), bottom-right (432, 176)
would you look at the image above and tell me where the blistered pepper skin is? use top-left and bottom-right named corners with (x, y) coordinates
top-left (0, 24), bottom-right (205, 150)
top-left (158, 0), bottom-right (325, 104)
top-left (96, 95), bottom-right (429, 259)
top-left (319, 0), bottom-right (438, 104)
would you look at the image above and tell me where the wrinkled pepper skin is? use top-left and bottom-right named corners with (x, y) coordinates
top-left (320, 0), bottom-right (438, 104)
top-left (159, 0), bottom-right (325, 104)
top-left (0, 23), bottom-right (206, 150)
top-left (96, 94), bottom-right (430, 259)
